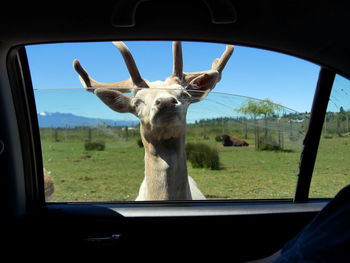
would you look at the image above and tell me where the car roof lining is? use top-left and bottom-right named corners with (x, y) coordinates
top-left (0, 1), bottom-right (349, 79)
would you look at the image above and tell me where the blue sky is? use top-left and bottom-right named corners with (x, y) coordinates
top-left (27, 41), bottom-right (322, 122)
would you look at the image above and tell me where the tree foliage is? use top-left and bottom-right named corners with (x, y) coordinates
top-left (339, 106), bottom-right (347, 121)
top-left (236, 98), bottom-right (281, 119)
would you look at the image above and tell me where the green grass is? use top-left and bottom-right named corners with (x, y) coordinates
top-left (187, 141), bottom-right (299, 199)
top-left (41, 128), bottom-right (350, 202)
top-left (42, 138), bottom-right (145, 201)
top-left (311, 135), bottom-right (350, 198)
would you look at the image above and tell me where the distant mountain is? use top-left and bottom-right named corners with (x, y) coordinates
top-left (37, 112), bottom-right (138, 128)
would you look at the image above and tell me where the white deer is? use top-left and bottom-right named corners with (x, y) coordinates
top-left (73, 41), bottom-right (233, 200)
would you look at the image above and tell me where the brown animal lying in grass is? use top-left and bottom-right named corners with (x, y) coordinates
top-left (222, 134), bottom-right (249, 147)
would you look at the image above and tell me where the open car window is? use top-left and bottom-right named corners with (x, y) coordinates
top-left (26, 41), bottom-right (321, 202)
top-left (311, 74), bottom-right (350, 198)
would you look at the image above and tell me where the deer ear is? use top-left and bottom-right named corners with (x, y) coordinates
top-left (186, 71), bottom-right (219, 103)
top-left (94, 89), bottom-right (133, 113)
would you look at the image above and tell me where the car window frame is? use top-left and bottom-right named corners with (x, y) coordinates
top-left (5, 42), bottom-right (336, 216)
top-left (6, 46), bottom-right (45, 212)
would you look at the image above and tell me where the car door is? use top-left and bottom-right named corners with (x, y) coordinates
top-left (2, 1), bottom-right (349, 262)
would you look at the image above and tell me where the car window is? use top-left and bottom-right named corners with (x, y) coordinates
top-left (311, 74), bottom-right (350, 198)
top-left (26, 41), bottom-right (320, 202)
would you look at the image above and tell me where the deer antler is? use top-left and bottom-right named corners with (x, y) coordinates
top-left (171, 41), bottom-right (183, 82)
top-left (112, 41), bottom-right (149, 89)
top-left (73, 59), bottom-right (133, 93)
top-left (182, 44), bottom-right (234, 86)
top-left (73, 41), bottom-right (149, 94)
top-left (211, 44), bottom-right (234, 82)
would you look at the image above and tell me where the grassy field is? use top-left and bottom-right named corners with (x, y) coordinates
top-left (311, 135), bottom-right (350, 197)
top-left (41, 127), bottom-right (350, 202)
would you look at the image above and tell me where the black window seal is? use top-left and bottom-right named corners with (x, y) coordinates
top-left (294, 67), bottom-right (335, 203)
top-left (6, 46), bottom-right (45, 211)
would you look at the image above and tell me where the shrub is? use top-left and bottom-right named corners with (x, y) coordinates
top-left (258, 142), bottom-right (293, 153)
top-left (137, 138), bottom-right (144, 147)
top-left (215, 135), bottom-right (222, 142)
top-left (84, 141), bottom-right (105, 151)
top-left (185, 143), bottom-right (220, 170)
top-left (258, 142), bottom-right (282, 152)
top-left (258, 137), bottom-right (282, 152)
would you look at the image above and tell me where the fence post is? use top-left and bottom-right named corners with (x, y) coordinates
top-left (88, 128), bottom-right (92, 143)
top-left (264, 116), bottom-right (268, 142)
top-left (255, 118), bottom-right (260, 149)
top-left (222, 118), bottom-right (225, 134)
top-left (278, 119), bottom-right (281, 148)
top-left (54, 129), bottom-right (59, 142)
top-left (125, 126), bottom-right (129, 141)
top-left (243, 118), bottom-right (248, 139)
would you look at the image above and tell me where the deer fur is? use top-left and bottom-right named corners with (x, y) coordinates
top-left (73, 41), bottom-right (233, 200)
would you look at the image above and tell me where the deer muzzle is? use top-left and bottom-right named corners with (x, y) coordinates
top-left (155, 97), bottom-right (179, 111)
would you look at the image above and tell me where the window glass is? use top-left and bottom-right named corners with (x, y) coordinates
top-left (311, 74), bottom-right (350, 198)
top-left (26, 41), bottom-right (319, 202)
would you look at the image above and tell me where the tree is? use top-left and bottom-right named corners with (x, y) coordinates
top-left (236, 98), bottom-right (280, 119)
top-left (236, 98), bottom-right (281, 148)
top-left (339, 106), bottom-right (347, 122)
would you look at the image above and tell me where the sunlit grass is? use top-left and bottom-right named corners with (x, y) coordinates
top-left (41, 129), bottom-right (350, 202)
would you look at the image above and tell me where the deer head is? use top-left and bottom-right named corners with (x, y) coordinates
top-left (73, 41), bottom-right (234, 142)
top-left (73, 41), bottom-right (233, 200)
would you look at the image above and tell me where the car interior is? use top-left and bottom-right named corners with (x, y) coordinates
top-left (2, 0), bottom-right (350, 261)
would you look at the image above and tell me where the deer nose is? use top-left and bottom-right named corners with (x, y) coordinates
top-left (155, 97), bottom-right (178, 109)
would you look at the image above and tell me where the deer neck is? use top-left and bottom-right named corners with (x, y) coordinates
top-left (141, 127), bottom-right (190, 200)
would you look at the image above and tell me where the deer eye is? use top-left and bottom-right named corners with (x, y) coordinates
top-left (179, 91), bottom-right (191, 102)
top-left (133, 98), bottom-right (144, 108)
